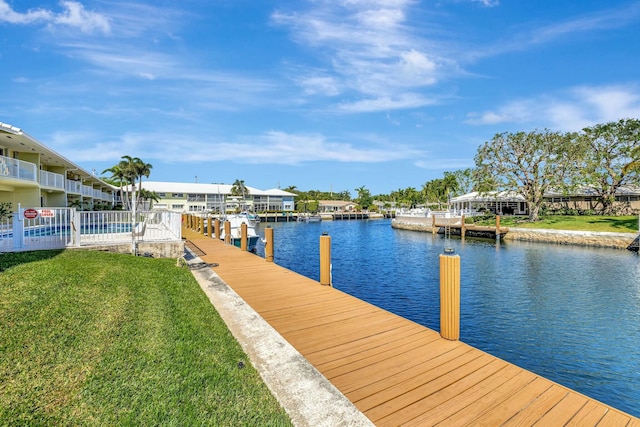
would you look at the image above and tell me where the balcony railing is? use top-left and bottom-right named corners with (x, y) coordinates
top-left (82, 185), bottom-right (93, 197)
top-left (0, 154), bottom-right (37, 182)
top-left (66, 179), bottom-right (82, 194)
top-left (39, 170), bottom-right (65, 189)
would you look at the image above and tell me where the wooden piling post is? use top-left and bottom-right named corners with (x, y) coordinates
top-left (214, 219), bottom-right (221, 240)
top-left (496, 215), bottom-right (501, 242)
top-left (240, 223), bottom-right (248, 251)
top-left (223, 221), bottom-right (231, 245)
top-left (432, 215), bottom-right (437, 235)
top-left (207, 216), bottom-right (212, 238)
top-left (199, 216), bottom-right (204, 234)
top-left (265, 226), bottom-right (274, 262)
top-left (439, 250), bottom-right (460, 341)
top-left (320, 232), bottom-right (332, 286)
top-left (461, 214), bottom-right (466, 238)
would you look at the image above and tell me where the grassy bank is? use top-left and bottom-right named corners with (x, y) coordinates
top-left (0, 250), bottom-right (291, 426)
top-left (471, 215), bottom-right (639, 233)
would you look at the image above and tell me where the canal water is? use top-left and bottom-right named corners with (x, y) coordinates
top-left (253, 218), bottom-right (640, 417)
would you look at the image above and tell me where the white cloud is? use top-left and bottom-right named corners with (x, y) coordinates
top-left (56, 129), bottom-right (424, 165)
top-left (0, 1), bottom-right (110, 34)
top-left (272, 1), bottom-right (453, 106)
top-left (466, 84), bottom-right (640, 131)
top-left (472, 2), bottom-right (640, 60)
top-left (53, 1), bottom-right (110, 34)
top-left (338, 93), bottom-right (437, 112)
top-left (0, 1), bottom-right (51, 24)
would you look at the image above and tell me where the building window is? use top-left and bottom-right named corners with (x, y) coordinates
top-left (172, 193), bottom-right (184, 198)
top-left (172, 204), bottom-right (184, 209)
top-left (157, 192), bottom-right (166, 197)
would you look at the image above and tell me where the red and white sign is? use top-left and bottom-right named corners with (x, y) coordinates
top-left (39, 209), bottom-right (55, 218)
top-left (23, 208), bottom-right (38, 219)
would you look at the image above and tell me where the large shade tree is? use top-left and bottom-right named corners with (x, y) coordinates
top-left (474, 129), bottom-right (580, 221)
top-left (578, 118), bottom-right (640, 214)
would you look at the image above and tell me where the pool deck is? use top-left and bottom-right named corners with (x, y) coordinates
top-left (183, 228), bottom-right (640, 426)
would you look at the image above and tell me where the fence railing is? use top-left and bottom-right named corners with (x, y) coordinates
top-left (0, 208), bottom-right (182, 252)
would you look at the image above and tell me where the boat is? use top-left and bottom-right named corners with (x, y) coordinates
top-left (220, 212), bottom-right (261, 251)
top-left (297, 214), bottom-right (322, 223)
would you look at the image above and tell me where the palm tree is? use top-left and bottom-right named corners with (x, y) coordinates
top-left (132, 158), bottom-right (152, 209)
top-left (102, 164), bottom-right (129, 210)
top-left (231, 179), bottom-right (250, 211)
top-left (114, 156), bottom-right (153, 210)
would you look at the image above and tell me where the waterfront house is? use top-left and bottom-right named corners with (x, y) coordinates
top-left (317, 200), bottom-right (357, 213)
top-left (139, 181), bottom-right (296, 214)
top-left (451, 187), bottom-right (640, 215)
top-left (0, 122), bottom-right (116, 211)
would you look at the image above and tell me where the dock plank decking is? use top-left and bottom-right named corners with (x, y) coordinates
top-left (183, 230), bottom-right (639, 426)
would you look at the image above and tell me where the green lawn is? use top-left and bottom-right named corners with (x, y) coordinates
top-left (0, 250), bottom-right (291, 426)
top-left (471, 215), bottom-right (639, 233)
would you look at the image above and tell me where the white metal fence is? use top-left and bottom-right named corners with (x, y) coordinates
top-left (0, 208), bottom-right (182, 253)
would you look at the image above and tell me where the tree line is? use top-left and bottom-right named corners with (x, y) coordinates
top-left (364, 118), bottom-right (639, 221)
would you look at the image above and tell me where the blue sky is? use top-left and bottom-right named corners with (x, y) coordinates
top-left (2, 0), bottom-right (640, 195)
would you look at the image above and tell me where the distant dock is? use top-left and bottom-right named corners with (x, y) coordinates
top-left (258, 212), bottom-right (389, 222)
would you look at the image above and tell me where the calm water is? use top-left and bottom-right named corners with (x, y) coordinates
top-left (253, 218), bottom-right (640, 417)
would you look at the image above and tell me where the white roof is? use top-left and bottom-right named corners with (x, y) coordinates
top-left (140, 181), bottom-right (295, 197)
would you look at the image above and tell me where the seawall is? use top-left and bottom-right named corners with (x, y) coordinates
top-left (391, 218), bottom-right (638, 250)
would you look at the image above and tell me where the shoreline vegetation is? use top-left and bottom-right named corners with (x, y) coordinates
top-left (0, 250), bottom-right (292, 426)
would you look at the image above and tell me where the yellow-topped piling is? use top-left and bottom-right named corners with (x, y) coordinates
top-left (223, 221), bottom-right (231, 245)
top-left (240, 223), bottom-right (248, 251)
top-left (320, 232), bottom-right (332, 286)
top-left (265, 226), bottom-right (274, 262)
top-left (439, 250), bottom-right (460, 341)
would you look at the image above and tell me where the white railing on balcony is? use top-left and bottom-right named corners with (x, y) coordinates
top-left (39, 170), bottom-right (65, 189)
top-left (0, 209), bottom-right (182, 252)
top-left (81, 185), bottom-right (93, 197)
top-left (66, 179), bottom-right (82, 193)
top-left (0, 154), bottom-right (37, 182)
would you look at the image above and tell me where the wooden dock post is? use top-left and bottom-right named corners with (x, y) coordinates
top-left (461, 214), bottom-right (466, 238)
top-left (496, 215), bottom-right (501, 242)
top-left (432, 215), bottom-right (437, 235)
top-left (207, 216), bottom-right (212, 238)
top-left (199, 216), bottom-right (204, 234)
top-left (214, 219), bottom-right (221, 240)
top-left (320, 232), bottom-right (332, 286)
top-left (439, 249), bottom-right (460, 341)
top-left (223, 220), bottom-right (231, 245)
top-left (240, 223), bottom-right (248, 251)
top-left (265, 226), bottom-right (274, 262)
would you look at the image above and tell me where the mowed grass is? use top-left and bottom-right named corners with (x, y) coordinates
top-left (0, 250), bottom-right (291, 426)
top-left (474, 215), bottom-right (639, 233)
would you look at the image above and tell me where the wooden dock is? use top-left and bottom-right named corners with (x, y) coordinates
top-left (183, 229), bottom-right (639, 426)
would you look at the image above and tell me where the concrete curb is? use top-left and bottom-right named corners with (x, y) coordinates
top-left (185, 249), bottom-right (374, 427)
